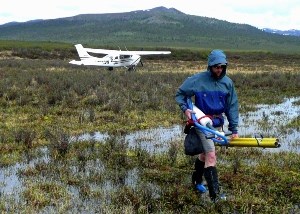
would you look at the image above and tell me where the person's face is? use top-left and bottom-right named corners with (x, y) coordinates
top-left (211, 64), bottom-right (226, 77)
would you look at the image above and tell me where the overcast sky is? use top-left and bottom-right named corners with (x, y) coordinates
top-left (1, 0), bottom-right (299, 30)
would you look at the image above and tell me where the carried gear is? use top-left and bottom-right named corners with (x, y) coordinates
top-left (187, 99), bottom-right (280, 148)
top-left (184, 127), bottom-right (204, 156)
top-left (192, 103), bottom-right (213, 127)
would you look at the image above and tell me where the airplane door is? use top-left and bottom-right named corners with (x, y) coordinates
top-left (113, 56), bottom-right (119, 65)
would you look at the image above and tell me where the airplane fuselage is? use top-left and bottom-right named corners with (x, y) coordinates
top-left (70, 54), bottom-right (141, 68)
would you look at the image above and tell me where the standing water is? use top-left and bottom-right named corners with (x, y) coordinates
top-left (78, 97), bottom-right (300, 153)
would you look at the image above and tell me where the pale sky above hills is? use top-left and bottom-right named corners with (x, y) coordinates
top-left (1, 0), bottom-right (299, 30)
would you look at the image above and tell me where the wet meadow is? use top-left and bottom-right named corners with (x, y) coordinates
top-left (0, 50), bottom-right (300, 213)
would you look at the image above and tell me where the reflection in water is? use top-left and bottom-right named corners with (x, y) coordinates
top-left (0, 147), bottom-right (49, 200)
top-left (238, 97), bottom-right (300, 152)
top-left (76, 125), bottom-right (183, 154)
top-left (0, 164), bottom-right (22, 195)
top-left (78, 97), bottom-right (300, 153)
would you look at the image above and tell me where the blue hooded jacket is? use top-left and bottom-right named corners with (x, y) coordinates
top-left (175, 50), bottom-right (239, 133)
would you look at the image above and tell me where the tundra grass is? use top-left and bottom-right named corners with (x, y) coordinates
top-left (0, 56), bottom-right (300, 213)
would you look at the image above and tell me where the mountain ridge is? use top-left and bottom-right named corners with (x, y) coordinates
top-left (0, 7), bottom-right (299, 53)
top-left (262, 28), bottom-right (300, 37)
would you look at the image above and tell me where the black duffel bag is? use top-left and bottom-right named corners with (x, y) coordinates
top-left (184, 126), bottom-right (204, 156)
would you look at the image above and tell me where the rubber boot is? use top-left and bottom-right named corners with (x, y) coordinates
top-left (192, 158), bottom-right (206, 193)
top-left (204, 166), bottom-right (223, 202)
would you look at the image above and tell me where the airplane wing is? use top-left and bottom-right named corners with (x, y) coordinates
top-left (84, 47), bottom-right (116, 55)
top-left (86, 49), bottom-right (171, 55)
top-left (77, 44), bottom-right (171, 55)
top-left (120, 50), bottom-right (171, 55)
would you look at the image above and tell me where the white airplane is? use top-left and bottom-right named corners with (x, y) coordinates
top-left (69, 44), bottom-right (171, 71)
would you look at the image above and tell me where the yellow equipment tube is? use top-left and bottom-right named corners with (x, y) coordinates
top-left (217, 138), bottom-right (280, 148)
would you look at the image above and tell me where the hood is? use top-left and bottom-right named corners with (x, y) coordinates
top-left (207, 49), bottom-right (227, 66)
top-left (207, 49), bottom-right (227, 80)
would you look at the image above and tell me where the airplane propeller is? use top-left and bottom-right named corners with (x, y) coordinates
top-left (140, 48), bottom-right (144, 67)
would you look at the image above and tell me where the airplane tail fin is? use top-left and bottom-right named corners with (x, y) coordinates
top-left (74, 44), bottom-right (92, 59)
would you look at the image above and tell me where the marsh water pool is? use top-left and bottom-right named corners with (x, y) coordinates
top-left (1, 97), bottom-right (300, 209)
top-left (77, 96), bottom-right (300, 153)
